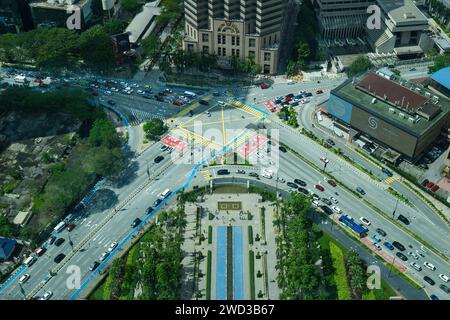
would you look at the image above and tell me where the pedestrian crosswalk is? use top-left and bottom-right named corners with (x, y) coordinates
top-left (122, 107), bottom-right (165, 126)
top-left (384, 177), bottom-right (397, 184)
top-left (171, 127), bottom-right (222, 150)
top-left (228, 100), bottom-right (266, 119)
top-left (229, 131), bottom-right (257, 149)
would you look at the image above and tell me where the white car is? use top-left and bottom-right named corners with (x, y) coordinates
top-left (105, 90), bottom-right (112, 95)
top-left (410, 262), bottom-right (422, 271)
top-left (261, 168), bottom-right (273, 179)
top-left (312, 200), bottom-right (320, 207)
top-left (439, 274), bottom-right (449, 282)
top-left (107, 241), bottom-right (118, 253)
top-left (137, 90), bottom-right (144, 94)
top-left (407, 251), bottom-right (419, 259)
top-left (40, 291), bottom-right (53, 300)
top-left (19, 274), bottom-right (30, 284)
top-left (331, 206), bottom-right (342, 214)
top-left (99, 252), bottom-right (110, 261)
top-left (423, 261), bottom-right (436, 271)
top-left (330, 197), bottom-right (338, 204)
top-left (359, 217), bottom-right (371, 226)
top-left (373, 243), bottom-right (381, 251)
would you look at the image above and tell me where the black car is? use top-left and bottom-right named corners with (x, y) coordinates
top-left (249, 172), bottom-right (259, 178)
top-left (321, 206), bottom-right (333, 215)
top-left (356, 187), bottom-right (366, 195)
top-left (279, 146), bottom-right (287, 153)
top-left (217, 169), bottom-right (230, 175)
top-left (376, 228), bottom-right (387, 237)
top-left (396, 252), bottom-right (408, 261)
top-left (392, 241), bottom-right (406, 252)
top-left (48, 235), bottom-right (57, 245)
top-left (131, 218), bottom-right (142, 228)
top-left (322, 198), bottom-right (332, 206)
top-left (326, 139), bottom-right (335, 146)
top-left (424, 276), bottom-right (435, 286)
top-left (154, 155), bottom-right (164, 163)
top-left (286, 93), bottom-right (294, 98)
top-left (287, 182), bottom-right (298, 189)
top-left (440, 284), bottom-right (450, 294)
top-left (199, 99), bottom-right (209, 105)
top-left (145, 206), bottom-right (154, 215)
top-left (382, 168), bottom-right (393, 177)
top-left (304, 92), bottom-right (312, 97)
top-left (154, 95), bottom-right (164, 102)
top-left (89, 261), bottom-right (100, 271)
top-left (54, 253), bottom-right (66, 264)
top-left (397, 214), bottom-right (410, 225)
top-left (55, 238), bottom-right (65, 247)
top-left (294, 179), bottom-right (307, 187)
top-left (153, 198), bottom-right (162, 207)
top-left (421, 179), bottom-right (429, 187)
top-left (298, 187), bottom-right (309, 194)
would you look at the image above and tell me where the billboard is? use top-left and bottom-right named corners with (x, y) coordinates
top-left (327, 94), bottom-right (353, 123)
top-left (350, 107), bottom-right (417, 157)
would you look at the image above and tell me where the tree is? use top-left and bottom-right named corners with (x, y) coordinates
top-left (143, 119), bottom-right (167, 140)
top-left (297, 41), bottom-right (311, 68)
top-left (429, 53), bottom-right (450, 73)
top-left (89, 119), bottom-right (121, 149)
top-left (78, 25), bottom-right (116, 72)
top-left (346, 56), bottom-right (373, 77)
top-left (121, 0), bottom-right (141, 15)
top-left (141, 34), bottom-right (161, 60)
top-left (103, 20), bottom-right (128, 35)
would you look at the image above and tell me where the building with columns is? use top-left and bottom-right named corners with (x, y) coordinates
top-left (182, 0), bottom-right (291, 74)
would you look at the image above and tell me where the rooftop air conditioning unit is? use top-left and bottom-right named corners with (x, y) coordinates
top-left (399, 112), bottom-right (405, 118)
top-left (389, 107), bottom-right (396, 113)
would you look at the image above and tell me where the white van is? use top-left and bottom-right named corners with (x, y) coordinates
top-left (53, 221), bottom-right (66, 233)
top-left (23, 256), bottom-right (36, 267)
top-left (184, 91), bottom-right (196, 98)
top-left (19, 274), bottom-right (30, 284)
top-left (159, 189), bottom-right (171, 199)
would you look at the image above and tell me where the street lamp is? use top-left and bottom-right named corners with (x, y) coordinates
top-left (392, 199), bottom-right (399, 218)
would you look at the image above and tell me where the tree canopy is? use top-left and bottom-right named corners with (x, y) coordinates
top-left (143, 118), bottom-right (168, 140)
top-left (345, 56), bottom-right (373, 78)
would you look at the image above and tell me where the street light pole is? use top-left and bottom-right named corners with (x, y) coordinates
top-left (392, 199), bottom-right (399, 218)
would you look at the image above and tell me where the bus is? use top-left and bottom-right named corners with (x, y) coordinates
top-left (23, 256), bottom-right (37, 267)
top-left (53, 221), bottom-right (66, 233)
top-left (339, 215), bottom-right (367, 238)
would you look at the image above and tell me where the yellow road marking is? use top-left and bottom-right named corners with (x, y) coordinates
top-left (165, 95), bottom-right (212, 126)
top-left (179, 103), bottom-right (217, 128)
top-left (384, 177), bottom-right (397, 184)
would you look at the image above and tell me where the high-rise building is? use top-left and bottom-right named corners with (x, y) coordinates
top-left (182, 0), bottom-right (292, 74)
top-left (0, 0), bottom-right (33, 33)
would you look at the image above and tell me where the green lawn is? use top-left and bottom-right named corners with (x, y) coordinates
top-left (249, 250), bottom-right (256, 299)
top-left (206, 250), bottom-right (212, 300)
top-left (363, 279), bottom-right (396, 300)
top-left (329, 242), bottom-right (352, 300)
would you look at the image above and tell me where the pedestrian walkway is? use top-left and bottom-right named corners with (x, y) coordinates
top-left (384, 177), bottom-right (397, 184)
top-left (228, 100), bottom-right (267, 119)
top-left (171, 127), bottom-right (222, 150)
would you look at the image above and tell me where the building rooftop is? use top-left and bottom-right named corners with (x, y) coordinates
top-left (378, 0), bottom-right (427, 26)
top-left (431, 67), bottom-right (450, 90)
top-left (333, 72), bottom-right (450, 136)
top-left (125, 0), bottom-right (161, 44)
top-left (0, 237), bottom-right (16, 260)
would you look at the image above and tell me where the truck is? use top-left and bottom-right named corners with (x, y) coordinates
top-left (53, 221), bottom-right (66, 233)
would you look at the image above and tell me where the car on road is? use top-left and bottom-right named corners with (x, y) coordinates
top-left (326, 139), bottom-right (335, 146)
top-left (47, 235), bottom-right (57, 245)
top-left (440, 284), bottom-right (450, 294)
top-left (154, 155), bottom-right (164, 163)
top-left (160, 145), bottom-right (169, 151)
top-left (331, 205), bottom-right (342, 214)
top-left (424, 262), bottom-right (436, 271)
top-left (276, 177), bottom-right (285, 183)
top-left (322, 198), bottom-right (332, 206)
top-left (320, 206), bottom-right (333, 215)
top-left (383, 241), bottom-right (394, 251)
top-left (155, 95), bottom-right (164, 102)
top-left (376, 228), bottom-right (387, 237)
top-left (54, 253), bottom-right (66, 264)
top-left (407, 251), bottom-right (419, 259)
top-left (373, 243), bottom-right (382, 251)
top-left (199, 99), bottom-right (209, 105)
top-left (19, 274), bottom-right (30, 284)
top-left (294, 179), bottom-right (306, 186)
top-left (217, 169), bottom-right (230, 175)
top-left (382, 168), bottom-right (393, 177)
top-left (392, 241), bottom-right (406, 251)
top-left (371, 234), bottom-right (381, 243)
top-left (236, 169), bottom-right (246, 174)
top-left (327, 180), bottom-right (337, 187)
top-left (416, 250), bottom-right (425, 258)
top-left (89, 261), bottom-right (100, 271)
top-left (279, 146), bottom-right (287, 153)
top-left (315, 184), bottom-right (325, 192)
top-left (312, 194), bottom-right (320, 201)
top-left (410, 262), bottom-right (422, 271)
top-left (287, 182), bottom-right (298, 189)
top-left (298, 187), bottom-right (309, 194)
top-left (145, 206), bottom-right (154, 215)
top-left (131, 218), bottom-right (142, 228)
top-left (424, 276), bottom-right (435, 286)
top-left (153, 198), bottom-right (162, 207)
top-left (99, 252), bottom-right (110, 261)
top-left (397, 214), bottom-right (410, 225)
top-left (55, 238), bottom-right (65, 247)
top-left (430, 295), bottom-right (439, 300)
top-left (356, 187), bottom-right (366, 195)
top-left (312, 200), bottom-right (320, 207)
top-left (108, 242), bottom-right (118, 252)
top-left (39, 291), bottom-right (53, 300)
top-left (359, 217), bottom-right (371, 226)
top-left (162, 89), bottom-right (173, 94)
top-left (396, 252), bottom-right (408, 261)
top-left (316, 89), bottom-right (323, 94)
top-left (330, 196), bottom-right (338, 204)
top-left (248, 172), bottom-right (259, 178)
top-left (260, 83), bottom-right (269, 89)
top-left (35, 247), bottom-right (46, 256)
top-left (431, 184), bottom-right (440, 192)
top-left (439, 274), bottom-right (449, 282)
top-left (66, 223), bottom-right (75, 232)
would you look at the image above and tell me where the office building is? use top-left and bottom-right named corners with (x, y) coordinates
top-left (30, 0), bottom-right (93, 29)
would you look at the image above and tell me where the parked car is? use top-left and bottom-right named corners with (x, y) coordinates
top-left (322, 198), bottom-right (332, 206)
top-left (421, 179), bottom-right (429, 187)
top-left (314, 184), bottom-right (325, 192)
top-left (397, 214), bottom-right (410, 225)
top-left (320, 206), bottom-right (333, 215)
top-left (236, 169), bottom-right (246, 174)
top-left (331, 206), bottom-right (342, 214)
top-left (108, 242), bottom-right (118, 253)
top-left (298, 187), bottom-right (309, 195)
top-left (260, 83), bottom-right (269, 89)
top-left (66, 223), bottom-right (75, 232)
top-left (47, 235), bottom-right (57, 245)
top-left (424, 276), bottom-right (435, 286)
top-left (383, 241), bottom-right (394, 251)
top-left (99, 252), bottom-right (110, 261)
top-left (35, 247), bottom-right (47, 257)
top-left (316, 89), bottom-right (323, 94)
top-left (217, 169), bottom-right (230, 175)
top-left (89, 261), bottom-right (100, 271)
top-left (145, 206), bottom-right (154, 215)
top-left (326, 139), bottom-right (335, 146)
top-left (373, 243), bottom-right (382, 251)
top-left (410, 262), bottom-right (422, 271)
top-left (40, 291), bottom-right (53, 300)
top-left (423, 261), bottom-right (436, 271)
top-left (294, 179), bottom-right (306, 186)
top-left (439, 274), bottom-right (449, 282)
top-left (440, 284), bottom-right (450, 293)
top-left (359, 217), bottom-right (371, 226)
top-left (131, 218), bottom-right (142, 228)
top-left (431, 184), bottom-right (440, 192)
top-left (19, 274), bottom-right (30, 284)
top-left (371, 234), bottom-right (381, 243)
top-left (279, 146), bottom-right (287, 153)
top-left (327, 179), bottom-right (337, 187)
top-left (287, 182), bottom-right (298, 189)
top-left (396, 252), bottom-right (408, 261)
top-left (392, 241), bottom-right (406, 251)
top-left (382, 168), bottom-right (393, 177)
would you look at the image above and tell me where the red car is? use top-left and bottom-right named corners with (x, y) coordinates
top-left (66, 223), bottom-right (75, 232)
top-left (327, 180), bottom-right (337, 187)
top-left (431, 185), bottom-right (440, 192)
top-left (315, 184), bottom-right (325, 192)
top-left (426, 181), bottom-right (435, 188)
top-left (260, 83), bottom-right (269, 89)
top-left (35, 247), bottom-right (46, 256)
